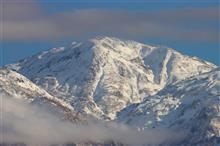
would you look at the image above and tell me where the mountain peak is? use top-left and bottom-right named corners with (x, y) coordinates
top-left (91, 36), bottom-right (153, 52)
top-left (91, 36), bottom-right (126, 43)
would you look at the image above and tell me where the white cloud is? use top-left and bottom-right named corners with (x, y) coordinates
top-left (0, 95), bottom-right (185, 145)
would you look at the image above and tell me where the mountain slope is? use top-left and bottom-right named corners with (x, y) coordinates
top-left (0, 68), bottom-right (86, 123)
top-left (117, 68), bottom-right (220, 146)
top-left (6, 37), bottom-right (216, 119)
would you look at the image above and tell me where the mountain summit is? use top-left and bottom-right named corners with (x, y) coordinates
top-left (7, 37), bottom-right (216, 119)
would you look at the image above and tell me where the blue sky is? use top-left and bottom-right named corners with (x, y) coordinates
top-left (0, 0), bottom-right (219, 66)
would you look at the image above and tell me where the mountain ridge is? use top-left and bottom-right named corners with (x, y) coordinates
top-left (0, 68), bottom-right (87, 123)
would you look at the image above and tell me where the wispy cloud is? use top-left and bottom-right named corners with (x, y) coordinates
top-left (0, 95), bottom-right (185, 145)
top-left (0, 1), bottom-right (219, 43)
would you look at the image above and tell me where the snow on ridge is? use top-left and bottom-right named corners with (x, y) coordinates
top-left (0, 68), bottom-right (74, 111)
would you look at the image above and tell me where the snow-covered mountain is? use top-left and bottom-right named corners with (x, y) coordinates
top-left (2, 36), bottom-right (219, 146)
top-left (6, 37), bottom-right (216, 120)
top-left (117, 68), bottom-right (220, 145)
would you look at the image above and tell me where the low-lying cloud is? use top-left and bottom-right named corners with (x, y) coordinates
top-left (0, 95), bottom-right (185, 145)
top-left (0, 1), bottom-right (219, 43)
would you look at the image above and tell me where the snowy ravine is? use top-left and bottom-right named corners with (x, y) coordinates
top-left (1, 36), bottom-right (219, 146)
top-left (6, 37), bottom-right (216, 120)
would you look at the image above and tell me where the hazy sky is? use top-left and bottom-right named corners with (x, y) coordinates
top-left (0, 0), bottom-right (219, 66)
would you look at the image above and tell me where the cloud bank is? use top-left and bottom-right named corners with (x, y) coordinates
top-left (0, 1), bottom-right (219, 43)
top-left (0, 95), bottom-right (185, 145)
